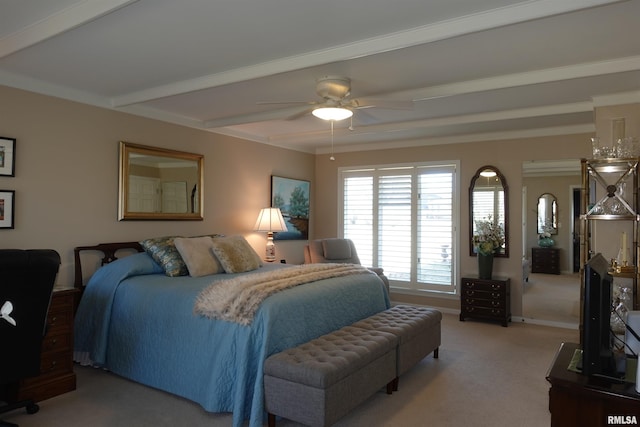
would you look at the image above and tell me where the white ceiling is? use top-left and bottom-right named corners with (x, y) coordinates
top-left (1, 0), bottom-right (639, 154)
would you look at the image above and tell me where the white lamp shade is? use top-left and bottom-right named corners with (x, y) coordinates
top-left (254, 208), bottom-right (287, 232)
top-left (312, 107), bottom-right (353, 121)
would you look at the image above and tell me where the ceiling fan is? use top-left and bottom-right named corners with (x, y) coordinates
top-left (258, 76), bottom-right (413, 123)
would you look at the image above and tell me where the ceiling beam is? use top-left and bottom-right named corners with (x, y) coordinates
top-left (0, 0), bottom-right (139, 58)
top-left (111, 0), bottom-right (624, 108)
top-left (262, 102), bottom-right (594, 144)
top-left (203, 55), bottom-right (640, 129)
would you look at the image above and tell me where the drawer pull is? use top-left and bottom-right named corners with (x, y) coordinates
top-left (491, 292), bottom-right (501, 299)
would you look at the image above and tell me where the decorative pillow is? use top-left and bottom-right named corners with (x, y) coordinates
top-left (139, 236), bottom-right (188, 277)
top-left (174, 236), bottom-right (224, 277)
top-left (322, 239), bottom-right (352, 260)
top-left (193, 233), bottom-right (225, 239)
top-left (210, 235), bottom-right (262, 273)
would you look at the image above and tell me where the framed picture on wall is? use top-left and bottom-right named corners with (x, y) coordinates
top-left (0, 137), bottom-right (16, 177)
top-left (271, 175), bottom-right (310, 240)
top-left (0, 190), bottom-right (15, 229)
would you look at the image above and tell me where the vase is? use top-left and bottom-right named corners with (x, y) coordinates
top-left (478, 252), bottom-right (494, 280)
top-left (538, 237), bottom-right (555, 247)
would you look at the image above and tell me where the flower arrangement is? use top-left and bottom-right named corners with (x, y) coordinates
top-left (538, 223), bottom-right (554, 240)
top-left (472, 216), bottom-right (505, 256)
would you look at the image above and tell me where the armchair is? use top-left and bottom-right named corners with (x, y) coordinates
top-left (303, 238), bottom-right (390, 293)
top-left (0, 249), bottom-right (60, 427)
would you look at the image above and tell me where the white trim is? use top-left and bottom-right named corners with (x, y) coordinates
top-left (0, 0), bottom-right (139, 58)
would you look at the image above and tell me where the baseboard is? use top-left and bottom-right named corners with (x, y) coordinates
top-left (390, 301), bottom-right (579, 330)
top-left (514, 316), bottom-right (579, 330)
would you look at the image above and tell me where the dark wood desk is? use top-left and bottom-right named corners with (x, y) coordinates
top-left (546, 342), bottom-right (640, 427)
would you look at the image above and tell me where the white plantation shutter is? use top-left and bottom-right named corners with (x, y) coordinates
top-left (378, 173), bottom-right (412, 282)
top-left (418, 169), bottom-right (454, 285)
top-left (343, 175), bottom-right (374, 266)
top-left (339, 162), bottom-right (458, 293)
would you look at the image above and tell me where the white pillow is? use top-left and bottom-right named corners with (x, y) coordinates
top-left (173, 237), bottom-right (224, 277)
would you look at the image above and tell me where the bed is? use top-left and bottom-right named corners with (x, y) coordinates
top-left (72, 238), bottom-right (390, 427)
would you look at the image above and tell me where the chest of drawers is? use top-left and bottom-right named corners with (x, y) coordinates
top-left (531, 247), bottom-right (560, 274)
top-left (459, 276), bottom-right (511, 327)
top-left (10, 288), bottom-right (79, 402)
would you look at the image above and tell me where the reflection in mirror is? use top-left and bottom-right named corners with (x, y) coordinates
top-left (469, 165), bottom-right (509, 257)
top-left (537, 193), bottom-right (558, 235)
top-left (522, 159), bottom-right (581, 326)
top-left (118, 141), bottom-right (204, 220)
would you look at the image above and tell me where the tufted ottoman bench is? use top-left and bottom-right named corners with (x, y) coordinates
top-left (352, 304), bottom-right (442, 391)
top-left (264, 325), bottom-right (398, 427)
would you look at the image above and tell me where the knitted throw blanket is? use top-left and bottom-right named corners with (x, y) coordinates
top-left (194, 263), bottom-right (372, 325)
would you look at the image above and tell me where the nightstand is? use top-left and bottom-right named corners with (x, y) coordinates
top-left (9, 287), bottom-right (79, 402)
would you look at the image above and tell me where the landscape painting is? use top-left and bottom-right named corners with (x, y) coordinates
top-left (271, 176), bottom-right (309, 240)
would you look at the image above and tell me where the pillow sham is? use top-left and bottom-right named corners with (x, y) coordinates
top-left (174, 236), bottom-right (224, 277)
top-left (139, 236), bottom-right (188, 277)
top-left (210, 235), bottom-right (262, 273)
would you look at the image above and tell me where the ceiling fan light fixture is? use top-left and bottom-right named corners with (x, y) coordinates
top-left (480, 169), bottom-right (497, 178)
top-left (312, 107), bottom-right (353, 121)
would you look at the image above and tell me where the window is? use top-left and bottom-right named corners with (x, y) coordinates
top-left (339, 162), bottom-right (458, 294)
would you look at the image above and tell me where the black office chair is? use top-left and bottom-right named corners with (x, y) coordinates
top-left (0, 249), bottom-right (60, 427)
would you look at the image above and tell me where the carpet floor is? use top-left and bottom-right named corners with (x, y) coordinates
top-left (4, 312), bottom-right (578, 427)
top-left (523, 272), bottom-right (581, 326)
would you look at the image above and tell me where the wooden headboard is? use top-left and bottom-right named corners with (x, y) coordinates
top-left (73, 242), bottom-right (144, 289)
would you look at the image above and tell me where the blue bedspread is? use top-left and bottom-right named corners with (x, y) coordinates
top-left (74, 253), bottom-right (389, 427)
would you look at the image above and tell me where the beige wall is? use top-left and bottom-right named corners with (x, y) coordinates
top-left (4, 82), bottom-right (634, 318)
top-left (0, 85), bottom-right (314, 284)
top-left (314, 134), bottom-right (593, 316)
top-left (595, 103), bottom-right (640, 143)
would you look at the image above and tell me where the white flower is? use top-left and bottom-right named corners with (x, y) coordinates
top-left (472, 216), bottom-right (505, 256)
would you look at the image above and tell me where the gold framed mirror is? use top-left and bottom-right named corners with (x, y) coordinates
top-left (469, 165), bottom-right (509, 257)
top-left (118, 141), bottom-right (204, 220)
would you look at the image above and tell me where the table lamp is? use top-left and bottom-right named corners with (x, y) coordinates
top-left (254, 208), bottom-right (287, 262)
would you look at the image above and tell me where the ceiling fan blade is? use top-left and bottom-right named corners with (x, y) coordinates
top-left (286, 106), bottom-right (315, 121)
top-left (353, 109), bottom-right (378, 125)
top-left (256, 101), bottom-right (316, 105)
top-left (349, 98), bottom-right (413, 110)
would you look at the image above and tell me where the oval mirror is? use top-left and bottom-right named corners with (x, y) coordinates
top-left (469, 165), bottom-right (509, 257)
top-left (537, 193), bottom-right (558, 235)
top-left (118, 141), bottom-right (204, 220)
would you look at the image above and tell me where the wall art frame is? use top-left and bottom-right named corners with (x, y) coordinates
top-left (0, 137), bottom-right (16, 177)
top-left (0, 190), bottom-right (15, 229)
top-left (271, 175), bottom-right (310, 240)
